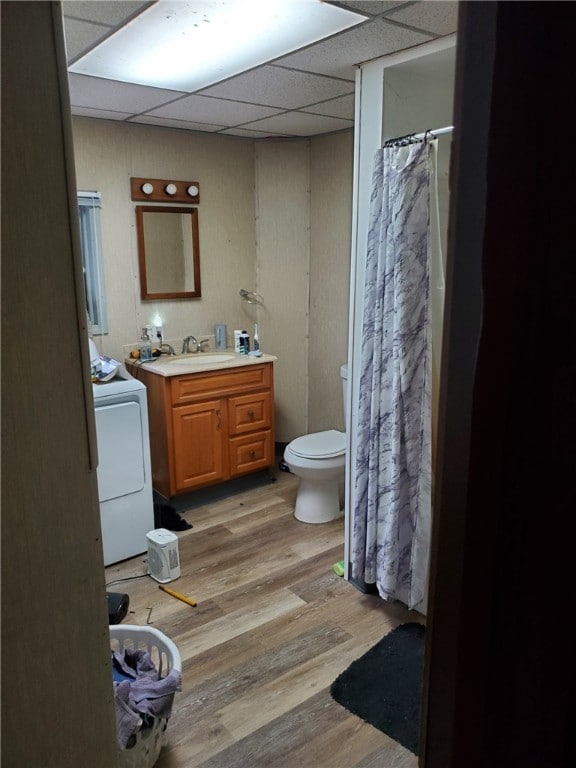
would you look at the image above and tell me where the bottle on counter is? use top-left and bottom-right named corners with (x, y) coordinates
top-left (253, 323), bottom-right (260, 353)
top-left (239, 330), bottom-right (250, 355)
top-left (140, 327), bottom-right (153, 361)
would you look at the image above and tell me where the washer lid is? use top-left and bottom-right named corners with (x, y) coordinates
top-left (92, 367), bottom-right (145, 399)
top-left (289, 429), bottom-right (346, 459)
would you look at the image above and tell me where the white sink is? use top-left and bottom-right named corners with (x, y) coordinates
top-left (169, 354), bottom-right (236, 365)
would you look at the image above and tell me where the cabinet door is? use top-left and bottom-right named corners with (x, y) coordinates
top-left (172, 399), bottom-right (225, 491)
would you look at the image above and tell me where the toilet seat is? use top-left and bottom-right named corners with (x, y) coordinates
top-left (288, 429), bottom-right (345, 459)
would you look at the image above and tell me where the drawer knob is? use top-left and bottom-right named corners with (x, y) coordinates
top-left (248, 410), bottom-right (255, 420)
top-left (250, 450), bottom-right (256, 460)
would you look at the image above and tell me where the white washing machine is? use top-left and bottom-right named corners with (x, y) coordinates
top-left (92, 366), bottom-right (154, 566)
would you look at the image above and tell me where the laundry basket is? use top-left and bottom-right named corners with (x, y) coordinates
top-left (110, 624), bottom-right (181, 768)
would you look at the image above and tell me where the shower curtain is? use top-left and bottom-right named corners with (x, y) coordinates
top-left (351, 136), bottom-right (443, 612)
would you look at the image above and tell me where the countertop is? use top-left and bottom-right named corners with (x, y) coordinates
top-left (125, 350), bottom-right (277, 377)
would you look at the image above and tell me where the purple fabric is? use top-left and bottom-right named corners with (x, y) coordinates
top-left (112, 647), bottom-right (182, 750)
top-left (114, 680), bottom-right (142, 750)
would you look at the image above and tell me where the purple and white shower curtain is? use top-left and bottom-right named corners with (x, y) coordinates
top-left (351, 138), bottom-right (438, 612)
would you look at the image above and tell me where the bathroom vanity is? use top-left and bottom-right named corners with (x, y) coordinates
top-left (126, 353), bottom-right (276, 498)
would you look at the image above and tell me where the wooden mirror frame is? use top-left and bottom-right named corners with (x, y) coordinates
top-left (136, 205), bottom-right (201, 300)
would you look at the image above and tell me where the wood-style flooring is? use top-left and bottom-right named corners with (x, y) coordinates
top-left (106, 467), bottom-right (423, 768)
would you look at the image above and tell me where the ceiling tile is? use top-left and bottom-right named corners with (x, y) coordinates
top-left (241, 111), bottom-right (353, 137)
top-left (62, 1), bottom-right (457, 139)
top-left (68, 74), bottom-right (184, 113)
top-left (198, 66), bottom-right (354, 110)
top-left (387, 1), bottom-right (459, 36)
top-left (72, 106), bottom-right (134, 121)
top-left (63, 18), bottom-right (112, 61)
top-left (328, 1), bottom-right (407, 15)
top-left (300, 94), bottom-right (355, 120)
top-left (62, 1), bottom-right (151, 26)
top-left (274, 18), bottom-right (433, 80)
top-left (129, 115), bottom-right (227, 133)
top-left (218, 127), bottom-right (292, 139)
top-left (144, 94), bottom-right (283, 125)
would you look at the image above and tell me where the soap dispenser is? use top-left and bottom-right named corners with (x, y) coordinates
top-left (140, 327), bottom-right (152, 361)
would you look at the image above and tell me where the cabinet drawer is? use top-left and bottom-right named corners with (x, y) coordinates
top-left (228, 391), bottom-right (271, 435)
top-left (171, 364), bottom-right (272, 405)
top-left (229, 431), bottom-right (273, 477)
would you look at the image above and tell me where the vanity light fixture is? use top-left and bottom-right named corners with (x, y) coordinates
top-left (130, 177), bottom-right (200, 203)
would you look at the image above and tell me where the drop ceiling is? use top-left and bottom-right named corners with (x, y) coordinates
top-left (63, 0), bottom-right (458, 139)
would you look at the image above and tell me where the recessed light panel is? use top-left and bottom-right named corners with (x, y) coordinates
top-left (69, 0), bottom-right (367, 92)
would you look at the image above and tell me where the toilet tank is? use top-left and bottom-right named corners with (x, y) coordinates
top-left (340, 364), bottom-right (348, 423)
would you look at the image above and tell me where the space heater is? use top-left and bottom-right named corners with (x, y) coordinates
top-left (146, 528), bottom-right (180, 583)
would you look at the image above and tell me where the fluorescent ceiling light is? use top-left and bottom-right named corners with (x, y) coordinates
top-left (69, 0), bottom-right (367, 92)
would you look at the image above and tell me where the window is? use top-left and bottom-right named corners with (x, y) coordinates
top-left (77, 191), bottom-right (108, 334)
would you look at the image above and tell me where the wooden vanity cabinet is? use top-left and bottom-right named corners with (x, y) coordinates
top-left (134, 362), bottom-right (274, 497)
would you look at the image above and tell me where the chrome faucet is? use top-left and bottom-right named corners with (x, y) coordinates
top-left (182, 335), bottom-right (198, 353)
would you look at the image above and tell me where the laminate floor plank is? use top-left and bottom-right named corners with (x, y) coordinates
top-left (172, 623), bottom-right (351, 725)
top-left (108, 469), bottom-right (420, 768)
top-left (282, 700), bottom-right (397, 768)
top-left (174, 588), bottom-right (307, 659)
top-left (181, 485), bottom-right (295, 533)
top-left (212, 544), bottom-right (344, 612)
top-left (352, 745), bottom-right (418, 768)
top-left (175, 518), bottom-right (344, 605)
top-left (214, 632), bottom-right (386, 740)
top-left (221, 500), bottom-right (297, 535)
top-left (193, 691), bottom-right (353, 768)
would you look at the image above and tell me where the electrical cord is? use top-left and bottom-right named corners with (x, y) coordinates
top-left (106, 574), bottom-right (149, 587)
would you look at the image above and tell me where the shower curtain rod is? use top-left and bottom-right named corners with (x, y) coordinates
top-left (383, 125), bottom-right (454, 147)
top-left (413, 125), bottom-right (454, 140)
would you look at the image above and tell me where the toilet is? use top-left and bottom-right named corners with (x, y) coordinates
top-left (284, 364), bottom-right (348, 524)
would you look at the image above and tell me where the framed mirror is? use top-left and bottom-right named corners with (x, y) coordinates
top-left (136, 205), bottom-right (201, 300)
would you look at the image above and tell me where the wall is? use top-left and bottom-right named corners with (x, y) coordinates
top-left (72, 118), bottom-right (257, 360)
top-left (309, 131), bottom-right (353, 433)
top-left (1, 3), bottom-right (117, 765)
top-left (383, 62), bottom-right (454, 260)
top-left (254, 140), bottom-right (310, 440)
top-left (72, 120), bottom-right (354, 444)
top-left (251, 132), bottom-right (354, 442)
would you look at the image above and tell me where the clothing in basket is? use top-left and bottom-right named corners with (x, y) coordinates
top-left (113, 645), bottom-right (182, 749)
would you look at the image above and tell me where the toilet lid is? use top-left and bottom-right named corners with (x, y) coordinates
top-left (289, 430), bottom-right (346, 459)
